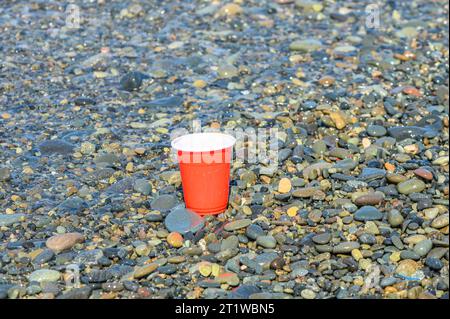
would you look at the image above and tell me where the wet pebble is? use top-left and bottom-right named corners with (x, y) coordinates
top-left (367, 125), bottom-right (387, 137)
top-left (256, 236), bottom-right (277, 249)
top-left (46, 233), bottom-right (85, 253)
top-left (354, 206), bottom-right (383, 221)
top-left (28, 269), bottom-right (61, 283)
top-left (224, 219), bottom-right (251, 231)
top-left (164, 208), bottom-right (204, 235)
top-left (413, 239), bottom-right (433, 257)
top-left (397, 179), bottom-right (426, 195)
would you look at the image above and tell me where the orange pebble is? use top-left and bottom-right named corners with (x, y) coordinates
top-left (167, 232), bottom-right (183, 248)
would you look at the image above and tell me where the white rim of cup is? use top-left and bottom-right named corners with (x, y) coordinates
top-left (171, 132), bottom-right (236, 153)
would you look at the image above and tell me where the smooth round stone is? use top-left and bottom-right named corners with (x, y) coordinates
top-left (28, 269), bottom-right (61, 283)
top-left (312, 232), bottom-right (331, 244)
top-left (388, 210), bottom-right (404, 227)
top-left (150, 195), bottom-right (178, 212)
top-left (46, 233), bottom-right (85, 253)
top-left (289, 39), bottom-right (323, 52)
top-left (333, 242), bottom-right (360, 254)
top-left (300, 289), bottom-right (316, 299)
top-left (145, 212), bottom-right (163, 222)
top-left (217, 64), bottom-right (238, 79)
top-left (133, 179), bottom-right (152, 195)
top-left (397, 179), bottom-right (426, 195)
top-left (224, 219), bottom-right (251, 231)
top-left (198, 262), bottom-right (212, 277)
top-left (246, 224), bottom-right (265, 240)
top-left (164, 208), bottom-right (204, 235)
top-left (270, 257), bottom-right (285, 270)
top-left (333, 45), bottom-right (357, 55)
top-left (354, 206), bottom-right (383, 221)
top-left (413, 239), bottom-right (433, 257)
top-left (221, 236), bottom-right (239, 251)
top-left (386, 173), bottom-right (408, 184)
top-left (0, 214), bottom-right (25, 227)
top-left (167, 232), bottom-right (183, 248)
top-left (425, 257), bottom-right (444, 271)
top-left (391, 236), bottom-right (404, 250)
top-left (0, 167), bottom-right (11, 181)
top-left (367, 125), bottom-right (387, 137)
top-left (396, 259), bottom-right (420, 277)
top-left (256, 236), bottom-right (277, 249)
top-left (329, 147), bottom-right (350, 159)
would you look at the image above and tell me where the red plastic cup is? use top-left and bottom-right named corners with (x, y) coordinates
top-left (171, 132), bottom-right (236, 216)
